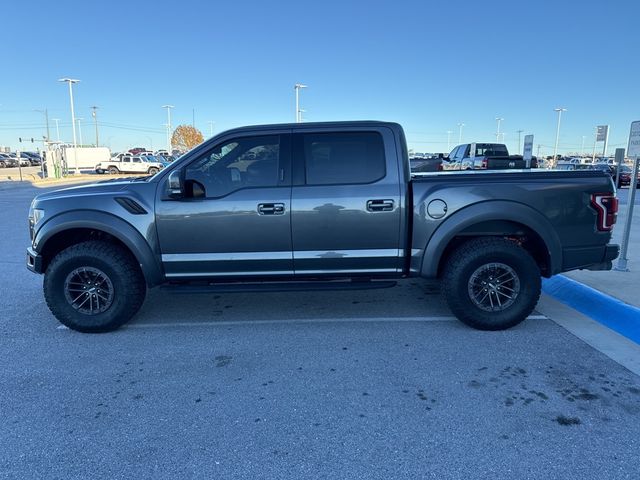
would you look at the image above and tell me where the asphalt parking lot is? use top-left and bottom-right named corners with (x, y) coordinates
top-left (2, 182), bottom-right (640, 479)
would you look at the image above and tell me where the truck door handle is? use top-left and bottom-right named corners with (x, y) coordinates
top-left (366, 199), bottom-right (394, 212)
top-left (257, 203), bottom-right (285, 215)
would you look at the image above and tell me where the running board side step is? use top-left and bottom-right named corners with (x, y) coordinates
top-left (160, 280), bottom-right (397, 294)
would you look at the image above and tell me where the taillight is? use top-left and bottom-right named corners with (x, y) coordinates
top-left (591, 193), bottom-right (618, 231)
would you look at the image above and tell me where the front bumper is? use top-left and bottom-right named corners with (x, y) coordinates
top-left (26, 247), bottom-right (44, 274)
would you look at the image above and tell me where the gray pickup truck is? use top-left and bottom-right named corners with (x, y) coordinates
top-left (26, 121), bottom-right (619, 333)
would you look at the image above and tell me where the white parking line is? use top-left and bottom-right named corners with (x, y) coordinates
top-left (56, 314), bottom-right (548, 330)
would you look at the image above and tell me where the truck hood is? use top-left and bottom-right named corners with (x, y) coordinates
top-left (33, 178), bottom-right (150, 202)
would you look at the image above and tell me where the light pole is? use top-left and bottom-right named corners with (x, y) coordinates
top-left (446, 130), bottom-right (452, 151)
top-left (208, 120), bottom-right (215, 137)
top-left (552, 107), bottom-right (567, 167)
top-left (162, 105), bottom-right (174, 153)
top-left (58, 78), bottom-right (80, 173)
top-left (457, 123), bottom-right (465, 143)
top-left (495, 117), bottom-right (504, 142)
top-left (76, 118), bottom-right (84, 146)
top-left (90, 106), bottom-right (99, 147)
top-left (52, 118), bottom-right (61, 142)
top-left (294, 83), bottom-right (307, 123)
top-left (516, 129), bottom-right (524, 154)
top-left (581, 135), bottom-right (586, 156)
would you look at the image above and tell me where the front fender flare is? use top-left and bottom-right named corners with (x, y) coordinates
top-left (34, 210), bottom-right (164, 287)
top-left (420, 200), bottom-right (562, 278)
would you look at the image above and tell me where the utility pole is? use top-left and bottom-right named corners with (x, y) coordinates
top-left (90, 106), bottom-right (99, 147)
top-left (294, 83), bottom-right (307, 123)
top-left (52, 118), bottom-right (61, 142)
top-left (34, 109), bottom-right (50, 143)
top-left (516, 130), bottom-right (524, 154)
top-left (446, 130), bottom-right (452, 151)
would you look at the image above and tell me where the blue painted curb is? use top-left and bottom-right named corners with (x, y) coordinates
top-left (542, 275), bottom-right (640, 344)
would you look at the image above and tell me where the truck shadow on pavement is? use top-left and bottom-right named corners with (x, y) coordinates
top-left (131, 279), bottom-right (450, 327)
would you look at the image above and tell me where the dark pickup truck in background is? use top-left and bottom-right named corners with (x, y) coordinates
top-left (27, 121), bottom-right (619, 333)
top-left (442, 142), bottom-right (537, 170)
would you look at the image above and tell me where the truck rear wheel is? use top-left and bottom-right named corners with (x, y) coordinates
top-left (108, 166), bottom-right (119, 174)
top-left (43, 241), bottom-right (146, 333)
top-left (442, 237), bottom-right (541, 331)
top-left (148, 167), bottom-right (159, 175)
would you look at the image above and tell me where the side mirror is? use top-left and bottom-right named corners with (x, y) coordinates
top-left (167, 170), bottom-right (183, 198)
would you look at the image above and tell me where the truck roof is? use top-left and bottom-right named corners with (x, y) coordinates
top-left (218, 120), bottom-right (402, 136)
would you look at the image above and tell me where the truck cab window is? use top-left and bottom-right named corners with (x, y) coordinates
top-left (185, 135), bottom-right (280, 198)
top-left (301, 132), bottom-right (385, 185)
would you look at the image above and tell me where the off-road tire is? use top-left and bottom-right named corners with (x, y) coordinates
top-left (44, 241), bottom-right (146, 333)
top-left (148, 167), bottom-right (159, 175)
top-left (442, 237), bottom-right (541, 331)
top-left (108, 166), bottom-right (119, 174)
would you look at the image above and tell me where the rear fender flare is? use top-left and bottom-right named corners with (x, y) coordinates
top-left (420, 200), bottom-right (562, 278)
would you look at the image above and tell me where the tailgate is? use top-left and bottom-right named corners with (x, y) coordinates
top-left (486, 156), bottom-right (526, 169)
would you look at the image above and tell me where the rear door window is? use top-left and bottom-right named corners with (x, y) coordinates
top-left (300, 132), bottom-right (386, 185)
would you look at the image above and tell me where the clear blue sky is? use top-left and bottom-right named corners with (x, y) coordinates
top-left (1, 0), bottom-right (638, 156)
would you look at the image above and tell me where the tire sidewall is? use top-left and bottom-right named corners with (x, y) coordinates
top-left (45, 253), bottom-right (131, 332)
top-left (445, 241), bottom-right (540, 330)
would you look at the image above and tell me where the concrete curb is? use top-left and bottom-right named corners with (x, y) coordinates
top-left (542, 275), bottom-right (640, 344)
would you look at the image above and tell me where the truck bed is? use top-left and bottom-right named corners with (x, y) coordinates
top-left (409, 169), bottom-right (616, 277)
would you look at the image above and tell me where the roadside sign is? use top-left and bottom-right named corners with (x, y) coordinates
top-left (523, 135), bottom-right (534, 167)
top-left (596, 125), bottom-right (609, 142)
top-left (628, 121), bottom-right (640, 158)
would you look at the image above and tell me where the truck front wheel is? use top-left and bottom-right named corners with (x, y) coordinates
top-left (43, 241), bottom-right (146, 333)
top-left (442, 237), bottom-right (541, 331)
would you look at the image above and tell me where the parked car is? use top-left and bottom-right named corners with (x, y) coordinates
top-left (26, 121), bottom-right (619, 333)
top-left (95, 155), bottom-right (164, 175)
top-left (128, 147), bottom-right (147, 155)
top-left (20, 152), bottom-right (42, 166)
top-left (555, 162), bottom-right (596, 171)
top-left (442, 143), bottom-right (537, 170)
top-left (0, 153), bottom-right (17, 167)
top-left (5, 153), bottom-right (29, 167)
